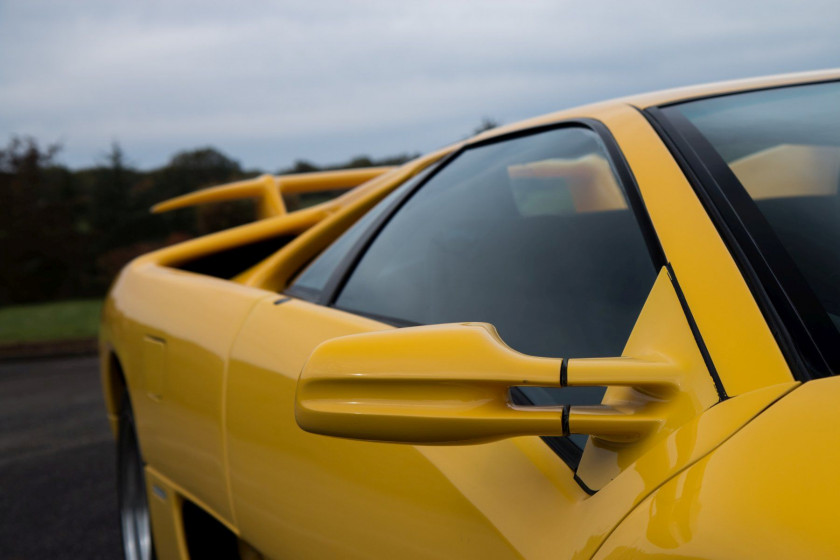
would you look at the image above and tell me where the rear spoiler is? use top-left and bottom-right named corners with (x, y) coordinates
top-left (151, 167), bottom-right (396, 219)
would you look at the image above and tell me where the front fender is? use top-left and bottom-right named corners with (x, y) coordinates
top-left (593, 375), bottom-right (840, 559)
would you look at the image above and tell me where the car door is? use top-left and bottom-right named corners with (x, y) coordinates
top-left (224, 110), bottom-right (794, 559)
top-left (106, 263), bottom-right (270, 525)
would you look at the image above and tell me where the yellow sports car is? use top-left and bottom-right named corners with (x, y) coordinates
top-left (100, 70), bottom-right (840, 560)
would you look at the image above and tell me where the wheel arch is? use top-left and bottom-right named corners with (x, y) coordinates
top-left (101, 348), bottom-right (127, 437)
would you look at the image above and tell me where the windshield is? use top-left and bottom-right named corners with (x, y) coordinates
top-left (665, 81), bottom-right (840, 369)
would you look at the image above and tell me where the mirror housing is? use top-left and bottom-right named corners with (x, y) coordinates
top-left (295, 322), bottom-right (676, 445)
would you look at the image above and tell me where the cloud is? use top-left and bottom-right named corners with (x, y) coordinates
top-left (1, 0), bottom-right (838, 169)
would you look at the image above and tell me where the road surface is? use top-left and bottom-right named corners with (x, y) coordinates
top-left (0, 356), bottom-right (121, 559)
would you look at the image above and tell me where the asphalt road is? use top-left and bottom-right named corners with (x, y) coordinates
top-left (0, 356), bottom-right (121, 560)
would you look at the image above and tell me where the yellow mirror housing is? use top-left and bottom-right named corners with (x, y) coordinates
top-left (294, 276), bottom-right (708, 448)
top-left (295, 323), bottom-right (566, 444)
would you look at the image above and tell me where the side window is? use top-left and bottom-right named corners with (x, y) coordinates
top-left (287, 166), bottom-right (433, 301)
top-left (334, 127), bottom-right (659, 448)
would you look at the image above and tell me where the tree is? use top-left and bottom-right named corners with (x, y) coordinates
top-left (0, 137), bottom-right (79, 303)
top-left (155, 147), bottom-right (249, 235)
top-left (473, 117), bottom-right (501, 135)
top-left (0, 136), bottom-right (428, 304)
top-left (165, 147), bottom-right (242, 189)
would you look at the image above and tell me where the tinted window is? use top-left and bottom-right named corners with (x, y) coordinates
top-left (336, 127), bottom-right (656, 360)
top-left (671, 82), bottom-right (840, 345)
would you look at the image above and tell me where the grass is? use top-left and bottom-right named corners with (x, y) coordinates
top-left (0, 299), bottom-right (103, 343)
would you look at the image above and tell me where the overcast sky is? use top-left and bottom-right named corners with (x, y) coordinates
top-left (1, 0), bottom-right (838, 171)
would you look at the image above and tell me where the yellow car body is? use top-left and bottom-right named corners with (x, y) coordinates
top-left (100, 70), bottom-right (840, 559)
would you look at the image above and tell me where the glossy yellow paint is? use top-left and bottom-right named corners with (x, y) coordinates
top-left (98, 72), bottom-right (835, 559)
top-left (414, 381), bottom-right (796, 559)
top-left (102, 263), bottom-right (271, 525)
top-left (152, 167), bottom-right (394, 219)
top-left (153, 173), bottom-right (287, 219)
top-left (218, 271), bottom-right (793, 559)
top-left (574, 269), bottom-right (718, 489)
top-left (145, 468), bottom-right (192, 560)
top-left (143, 204), bottom-right (329, 271)
top-left (296, 322), bottom-right (567, 443)
top-left (593, 377), bottom-right (840, 559)
top-left (597, 105), bottom-right (792, 396)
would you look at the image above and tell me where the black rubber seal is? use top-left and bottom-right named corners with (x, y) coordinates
top-left (665, 263), bottom-right (728, 400)
top-left (573, 473), bottom-right (597, 496)
top-left (561, 404), bottom-right (571, 437)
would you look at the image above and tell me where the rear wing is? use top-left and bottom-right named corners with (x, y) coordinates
top-left (151, 167), bottom-right (395, 220)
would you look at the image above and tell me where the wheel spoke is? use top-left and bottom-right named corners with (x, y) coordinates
top-left (118, 402), bottom-right (154, 560)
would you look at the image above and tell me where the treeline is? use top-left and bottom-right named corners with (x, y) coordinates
top-left (0, 137), bottom-right (416, 305)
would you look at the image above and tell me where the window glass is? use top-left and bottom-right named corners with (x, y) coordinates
top-left (672, 82), bottom-right (840, 336)
top-left (335, 127), bottom-right (658, 449)
top-left (288, 167), bottom-right (431, 300)
top-left (337, 127), bottom-right (656, 358)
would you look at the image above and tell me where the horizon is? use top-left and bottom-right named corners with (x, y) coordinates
top-left (2, 1), bottom-right (839, 170)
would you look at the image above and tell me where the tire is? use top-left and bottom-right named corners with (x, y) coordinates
top-left (117, 389), bottom-right (156, 560)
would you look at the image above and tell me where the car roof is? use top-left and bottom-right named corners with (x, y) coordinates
top-left (468, 68), bottom-right (840, 144)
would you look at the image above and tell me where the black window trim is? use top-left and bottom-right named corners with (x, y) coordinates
top-left (643, 81), bottom-right (840, 380)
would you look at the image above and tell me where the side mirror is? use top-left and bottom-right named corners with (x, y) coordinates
top-left (295, 322), bottom-right (680, 445)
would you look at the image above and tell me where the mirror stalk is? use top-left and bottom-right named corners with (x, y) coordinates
top-left (297, 323), bottom-right (686, 445)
